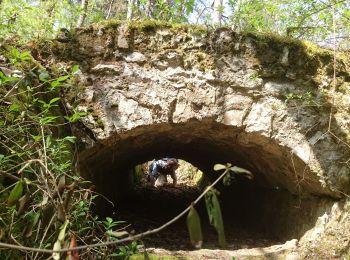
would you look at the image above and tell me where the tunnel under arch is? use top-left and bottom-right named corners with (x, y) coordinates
top-left (77, 120), bottom-right (337, 244)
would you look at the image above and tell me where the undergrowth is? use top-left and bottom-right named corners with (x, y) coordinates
top-left (0, 42), bottom-right (131, 259)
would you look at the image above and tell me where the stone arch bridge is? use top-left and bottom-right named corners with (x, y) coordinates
top-left (56, 23), bottom-right (350, 242)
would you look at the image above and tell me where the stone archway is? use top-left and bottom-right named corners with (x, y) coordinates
top-left (56, 23), bottom-right (350, 255)
top-left (77, 120), bottom-right (337, 242)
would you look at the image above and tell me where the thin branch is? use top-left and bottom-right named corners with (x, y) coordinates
top-left (77, 0), bottom-right (88, 28)
top-left (33, 215), bottom-right (55, 260)
top-left (3, 78), bottom-right (24, 99)
top-left (105, 0), bottom-right (115, 19)
top-left (328, 3), bottom-right (337, 132)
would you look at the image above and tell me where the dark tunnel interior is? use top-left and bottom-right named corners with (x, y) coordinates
top-left (77, 121), bottom-right (337, 250)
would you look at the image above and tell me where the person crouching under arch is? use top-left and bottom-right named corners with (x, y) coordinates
top-left (148, 158), bottom-right (179, 187)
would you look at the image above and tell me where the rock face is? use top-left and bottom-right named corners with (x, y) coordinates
top-left (55, 23), bottom-right (350, 251)
top-left (56, 24), bottom-right (350, 198)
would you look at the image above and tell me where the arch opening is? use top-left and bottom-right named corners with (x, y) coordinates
top-left (78, 121), bottom-right (337, 250)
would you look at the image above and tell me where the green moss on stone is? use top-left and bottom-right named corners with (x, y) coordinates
top-left (128, 19), bottom-right (172, 32)
top-left (239, 30), bottom-right (349, 66)
top-left (127, 19), bottom-right (206, 35)
top-left (98, 19), bottom-right (122, 29)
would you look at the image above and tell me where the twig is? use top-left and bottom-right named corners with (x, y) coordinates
top-left (328, 3), bottom-right (337, 132)
top-left (33, 215), bottom-right (55, 260)
top-left (0, 168), bottom-right (230, 254)
top-left (106, 0), bottom-right (115, 19)
top-left (3, 78), bottom-right (24, 99)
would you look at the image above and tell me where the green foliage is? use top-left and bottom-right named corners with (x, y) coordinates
top-left (1, 0), bottom-right (349, 49)
top-left (0, 0), bottom-right (347, 257)
top-left (7, 180), bottom-right (24, 206)
top-left (285, 91), bottom-right (310, 102)
top-left (110, 241), bottom-right (144, 258)
top-left (184, 163), bottom-right (252, 248)
top-left (103, 217), bottom-right (126, 232)
top-left (8, 47), bottom-right (32, 63)
top-left (227, 0), bottom-right (350, 48)
top-left (214, 163), bottom-right (253, 185)
top-left (0, 46), bottom-right (114, 259)
top-left (64, 110), bottom-right (87, 123)
top-left (102, 217), bottom-right (142, 257)
top-left (205, 188), bottom-right (226, 247)
top-left (0, 44), bottom-right (140, 259)
top-left (186, 205), bottom-right (203, 248)
top-left (52, 220), bottom-right (69, 260)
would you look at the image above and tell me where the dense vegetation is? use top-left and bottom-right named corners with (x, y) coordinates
top-left (0, 0), bottom-right (349, 259)
top-left (1, 0), bottom-right (350, 49)
top-left (0, 46), bottom-right (128, 258)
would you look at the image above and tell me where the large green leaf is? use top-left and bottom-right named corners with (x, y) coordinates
top-left (213, 164), bottom-right (227, 171)
top-left (58, 220), bottom-right (69, 241)
top-left (230, 166), bottom-right (253, 179)
top-left (7, 180), bottom-right (24, 206)
top-left (52, 241), bottom-right (61, 260)
top-left (205, 188), bottom-right (226, 247)
top-left (186, 206), bottom-right (203, 248)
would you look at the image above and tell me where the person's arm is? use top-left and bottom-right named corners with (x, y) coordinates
top-left (170, 170), bottom-right (177, 186)
top-left (151, 162), bottom-right (159, 178)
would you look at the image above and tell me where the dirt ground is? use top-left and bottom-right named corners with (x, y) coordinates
top-left (116, 183), bottom-right (295, 259)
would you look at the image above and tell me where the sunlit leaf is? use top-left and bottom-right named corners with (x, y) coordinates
top-left (7, 180), bottom-right (24, 206)
top-left (186, 206), bottom-right (203, 249)
top-left (63, 136), bottom-right (77, 143)
top-left (23, 212), bottom-right (40, 238)
top-left (20, 51), bottom-right (32, 61)
top-left (32, 135), bottom-right (41, 142)
top-left (107, 230), bottom-right (129, 238)
top-left (205, 188), bottom-right (226, 247)
top-left (58, 220), bottom-right (69, 241)
top-left (213, 164), bottom-right (226, 171)
top-left (52, 241), bottom-right (61, 260)
top-left (49, 97), bottom-right (60, 104)
top-left (40, 116), bottom-right (59, 125)
top-left (9, 103), bottom-right (20, 112)
top-left (56, 75), bottom-right (70, 82)
top-left (230, 166), bottom-right (253, 179)
top-left (39, 195), bottom-right (49, 207)
top-left (71, 65), bottom-right (79, 74)
top-left (23, 177), bottom-right (32, 185)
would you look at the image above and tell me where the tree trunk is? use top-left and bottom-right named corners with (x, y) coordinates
top-left (213, 0), bottom-right (223, 26)
top-left (127, 0), bottom-right (135, 20)
top-left (77, 0), bottom-right (88, 28)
